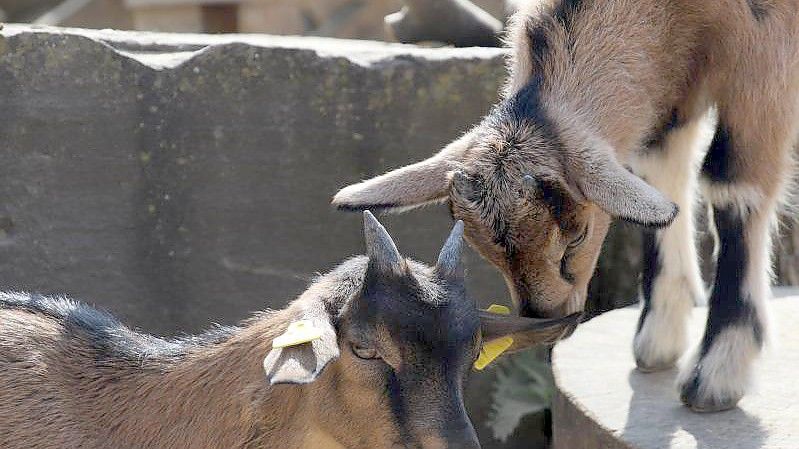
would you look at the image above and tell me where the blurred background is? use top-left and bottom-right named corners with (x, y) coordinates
top-left (0, 0), bottom-right (507, 38)
top-left (1, 2), bottom-right (797, 449)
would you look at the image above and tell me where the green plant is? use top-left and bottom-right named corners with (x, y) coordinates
top-left (486, 350), bottom-right (554, 442)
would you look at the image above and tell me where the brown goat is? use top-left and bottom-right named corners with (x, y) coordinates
top-left (0, 211), bottom-right (577, 449)
top-left (334, 0), bottom-right (799, 412)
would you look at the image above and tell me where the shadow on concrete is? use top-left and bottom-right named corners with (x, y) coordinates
top-left (622, 369), bottom-right (766, 449)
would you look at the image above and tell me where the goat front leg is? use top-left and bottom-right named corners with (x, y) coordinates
top-left (385, 0), bottom-right (503, 47)
top-left (630, 113), bottom-right (708, 372)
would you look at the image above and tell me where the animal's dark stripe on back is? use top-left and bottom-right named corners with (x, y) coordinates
top-left (552, 0), bottom-right (583, 26)
top-left (526, 20), bottom-right (550, 69)
top-left (0, 292), bottom-right (236, 361)
top-left (483, 77), bottom-right (568, 248)
top-left (526, 0), bottom-right (583, 69)
top-left (747, 0), bottom-right (768, 20)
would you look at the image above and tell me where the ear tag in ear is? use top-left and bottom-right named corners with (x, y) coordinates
top-left (485, 304), bottom-right (511, 315)
top-left (272, 320), bottom-right (323, 349)
top-left (474, 304), bottom-right (513, 371)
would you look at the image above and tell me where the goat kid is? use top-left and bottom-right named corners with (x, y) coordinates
top-left (0, 211), bottom-right (577, 449)
top-left (333, 0), bottom-right (799, 412)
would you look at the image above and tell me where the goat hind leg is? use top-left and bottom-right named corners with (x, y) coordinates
top-left (678, 101), bottom-right (792, 411)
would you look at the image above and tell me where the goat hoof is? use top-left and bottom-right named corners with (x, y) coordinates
top-left (632, 334), bottom-right (683, 373)
top-left (678, 367), bottom-right (743, 413)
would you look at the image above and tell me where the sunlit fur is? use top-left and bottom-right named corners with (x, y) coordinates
top-left (334, 0), bottom-right (799, 411)
top-left (0, 256), bottom-right (481, 449)
top-left (628, 115), bottom-right (711, 371)
top-left (0, 219), bottom-right (579, 448)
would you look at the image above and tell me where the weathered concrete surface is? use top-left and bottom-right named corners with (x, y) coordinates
top-left (0, 25), bottom-right (508, 334)
top-left (552, 295), bottom-right (799, 449)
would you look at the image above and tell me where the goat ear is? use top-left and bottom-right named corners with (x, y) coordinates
top-left (363, 210), bottom-right (403, 274)
top-left (332, 131), bottom-right (473, 213)
top-left (573, 147), bottom-right (678, 227)
top-left (479, 312), bottom-right (581, 353)
top-left (263, 316), bottom-right (339, 385)
top-left (435, 220), bottom-right (465, 281)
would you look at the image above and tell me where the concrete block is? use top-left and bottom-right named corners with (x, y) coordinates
top-left (553, 296), bottom-right (799, 449)
top-left (0, 25), bottom-right (507, 335)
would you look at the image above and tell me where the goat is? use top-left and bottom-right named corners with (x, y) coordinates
top-left (333, 0), bottom-right (799, 412)
top-left (0, 211), bottom-right (577, 448)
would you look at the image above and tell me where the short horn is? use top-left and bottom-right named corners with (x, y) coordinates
top-left (436, 220), bottom-right (464, 280)
top-left (363, 210), bottom-right (403, 273)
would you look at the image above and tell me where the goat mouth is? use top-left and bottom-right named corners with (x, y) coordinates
top-left (519, 299), bottom-right (583, 341)
top-left (518, 300), bottom-right (556, 319)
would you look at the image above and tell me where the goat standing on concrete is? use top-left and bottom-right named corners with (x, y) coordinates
top-left (334, 0), bottom-right (799, 412)
top-left (0, 211), bottom-right (577, 448)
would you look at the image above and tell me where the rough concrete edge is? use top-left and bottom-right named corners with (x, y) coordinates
top-left (552, 388), bottom-right (636, 449)
top-left (552, 342), bottom-right (639, 449)
top-left (0, 24), bottom-right (508, 70)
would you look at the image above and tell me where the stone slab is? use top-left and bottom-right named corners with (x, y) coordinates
top-left (553, 296), bottom-right (799, 449)
top-left (0, 25), bottom-right (508, 335)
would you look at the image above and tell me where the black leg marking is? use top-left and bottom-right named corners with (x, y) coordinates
top-left (701, 123), bottom-right (737, 183)
top-left (679, 364), bottom-right (704, 406)
top-left (747, 0), bottom-right (768, 21)
top-left (526, 21), bottom-right (550, 69)
top-left (636, 228), bottom-right (660, 332)
top-left (700, 206), bottom-right (762, 357)
top-left (552, 0), bottom-right (583, 25)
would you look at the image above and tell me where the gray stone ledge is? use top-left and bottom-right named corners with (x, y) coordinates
top-left (553, 295), bottom-right (799, 449)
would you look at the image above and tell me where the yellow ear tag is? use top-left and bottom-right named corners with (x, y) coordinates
top-left (272, 320), bottom-right (323, 349)
top-left (474, 304), bottom-right (514, 370)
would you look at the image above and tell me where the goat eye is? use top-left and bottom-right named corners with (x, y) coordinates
top-left (351, 343), bottom-right (379, 360)
top-left (567, 227), bottom-right (588, 249)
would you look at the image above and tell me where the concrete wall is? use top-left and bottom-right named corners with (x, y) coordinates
top-left (0, 25), bottom-right (511, 334)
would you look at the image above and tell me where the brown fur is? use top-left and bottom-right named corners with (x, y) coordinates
top-left (334, 0), bottom-right (799, 316)
top-left (0, 288), bottom-right (380, 448)
top-left (0, 215), bottom-right (578, 448)
top-left (334, 0), bottom-right (799, 410)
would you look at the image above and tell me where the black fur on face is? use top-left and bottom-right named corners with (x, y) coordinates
top-left (345, 259), bottom-right (480, 445)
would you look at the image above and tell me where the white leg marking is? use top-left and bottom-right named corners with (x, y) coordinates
top-left (677, 325), bottom-right (760, 412)
top-left (629, 116), bottom-right (710, 370)
top-left (678, 192), bottom-right (776, 411)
